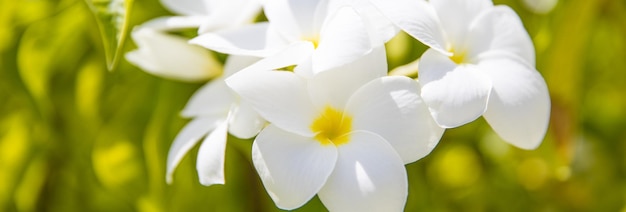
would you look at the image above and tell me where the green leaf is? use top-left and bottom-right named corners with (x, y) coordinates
top-left (85, 0), bottom-right (134, 71)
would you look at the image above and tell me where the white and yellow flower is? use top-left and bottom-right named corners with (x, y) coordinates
top-left (371, 0), bottom-right (551, 149)
top-left (226, 51), bottom-right (443, 210)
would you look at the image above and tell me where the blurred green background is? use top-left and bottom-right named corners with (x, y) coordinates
top-left (1, 0), bottom-right (625, 211)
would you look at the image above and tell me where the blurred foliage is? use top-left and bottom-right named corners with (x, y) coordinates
top-left (1, 0), bottom-right (625, 211)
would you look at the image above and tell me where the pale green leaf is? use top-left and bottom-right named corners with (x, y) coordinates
top-left (85, 0), bottom-right (134, 71)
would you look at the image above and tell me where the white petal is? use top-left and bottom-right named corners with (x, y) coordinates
top-left (181, 78), bottom-right (234, 118)
top-left (139, 16), bottom-right (206, 31)
top-left (196, 120), bottom-right (229, 186)
top-left (318, 131), bottom-right (407, 212)
top-left (228, 99), bottom-right (266, 139)
top-left (126, 28), bottom-right (221, 82)
top-left (293, 57), bottom-right (315, 79)
top-left (308, 46), bottom-right (387, 110)
top-left (160, 0), bottom-right (211, 16)
top-left (226, 70), bottom-right (317, 137)
top-left (368, 0), bottom-right (448, 54)
top-left (430, 0), bottom-right (493, 46)
top-left (522, 0), bottom-right (558, 14)
top-left (190, 23), bottom-right (288, 57)
top-left (222, 55), bottom-right (261, 77)
top-left (313, 6), bottom-right (373, 74)
top-left (329, 0), bottom-right (399, 42)
top-left (252, 125), bottom-right (337, 210)
top-left (418, 49), bottom-right (492, 128)
top-left (238, 41), bottom-right (315, 74)
top-left (346, 76), bottom-right (444, 163)
top-left (480, 57), bottom-right (550, 149)
top-left (166, 116), bottom-right (222, 184)
top-left (198, 0), bottom-right (261, 33)
top-left (474, 6), bottom-right (536, 66)
top-left (261, 0), bottom-right (324, 40)
top-left (311, 0), bottom-right (331, 36)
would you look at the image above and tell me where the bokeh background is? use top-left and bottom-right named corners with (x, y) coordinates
top-left (1, 0), bottom-right (625, 211)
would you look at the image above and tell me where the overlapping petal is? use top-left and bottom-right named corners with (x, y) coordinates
top-left (317, 131), bottom-right (407, 212)
top-left (418, 49), bottom-right (492, 128)
top-left (313, 6), bottom-right (373, 74)
top-left (180, 79), bottom-right (234, 118)
top-left (139, 16), bottom-right (206, 31)
top-left (329, 0), bottom-right (399, 42)
top-left (474, 6), bottom-right (536, 66)
top-left (480, 56), bottom-right (550, 149)
top-left (430, 0), bottom-right (493, 46)
top-left (307, 46), bottom-right (387, 109)
top-left (196, 120), bottom-right (229, 186)
top-left (252, 125), bottom-right (337, 210)
top-left (228, 100), bottom-right (266, 139)
top-left (190, 23), bottom-right (288, 57)
top-left (226, 70), bottom-right (317, 137)
top-left (346, 76), bottom-right (444, 163)
top-left (166, 116), bottom-right (223, 183)
top-left (160, 0), bottom-right (211, 16)
top-left (197, 0), bottom-right (261, 33)
top-left (260, 0), bottom-right (324, 40)
top-left (237, 41), bottom-right (315, 74)
top-left (222, 55), bottom-right (262, 77)
top-left (368, 0), bottom-right (448, 54)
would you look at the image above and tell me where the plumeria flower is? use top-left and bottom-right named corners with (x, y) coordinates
top-left (166, 56), bottom-right (266, 186)
top-left (191, 0), bottom-right (397, 75)
top-left (125, 26), bottom-right (222, 82)
top-left (370, 0), bottom-right (551, 149)
top-left (126, 0), bottom-right (260, 81)
top-left (226, 47), bottom-right (444, 210)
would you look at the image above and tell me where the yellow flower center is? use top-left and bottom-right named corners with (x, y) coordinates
top-left (449, 51), bottom-right (467, 64)
top-left (303, 36), bottom-right (320, 49)
top-left (310, 106), bottom-right (353, 146)
top-left (448, 47), bottom-right (468, 64)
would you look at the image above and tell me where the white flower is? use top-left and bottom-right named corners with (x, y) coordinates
top-left (125, 26), bottom-right (222, 82)
top-left (190, 0), bottom-right (397, 75)
top-left (166, 56), bottom-right (266, 186)
top-left (225, 50), bottom-right (443, 210)
top-left (125, 0), bottom-right (261, 82)
top-left (370, 0), bottom-right (550, 149)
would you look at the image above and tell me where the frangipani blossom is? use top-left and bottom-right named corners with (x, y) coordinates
top-left (166, 56), bottom-right (266, 186)
top-left (191, 0), bottom-right (396, 75)
top-left (226, 50), bottom-right (443, 210)
top-left (371, 0), bottom-right (550, 149)
top-left (125, 26), bottom-right (222, 82)
top-left (126, 0), bottom-right (260, 82)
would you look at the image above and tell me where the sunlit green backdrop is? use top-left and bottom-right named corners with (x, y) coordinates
top-left (1, 0), bottom-right (625, 211)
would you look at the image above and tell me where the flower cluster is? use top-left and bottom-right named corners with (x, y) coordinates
top-left (126, 0), bottom-right (550, 211)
